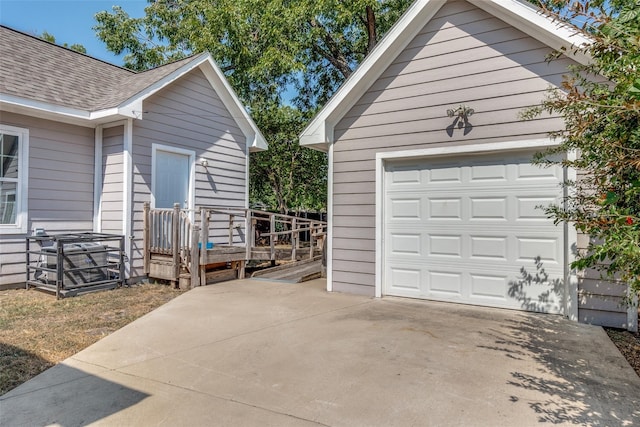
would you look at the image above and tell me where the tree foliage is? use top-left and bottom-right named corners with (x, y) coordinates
top-left (250, 105), bottom-right (327, 213)
top-left (40, 31), bottom-right (87, 54)
top-left (94, 0), bottom-right (411, 105)
top-left (94, 0), bottom-right (412, 212)
top-left (526, 0), bottom-right (640, 295)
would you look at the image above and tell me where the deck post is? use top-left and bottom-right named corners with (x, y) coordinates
top-left (270, 213), bottom-right (276, 261)
top-left (200, 208), bottom-right (208, 287)
top-left (228, 214), bottom-right (234, 245)
top-left (172, 203), bottom-right (180, 287)
top-left (143, 202), bottom-right (150, 275)
top-left (310, 222), bottom-right (315, 259)
top-left (291, 218), bottom-right (297, 261)
top-left (191, 224), bottom-right (200, 288)
top-left (246, 212), bottom-right (255, 260)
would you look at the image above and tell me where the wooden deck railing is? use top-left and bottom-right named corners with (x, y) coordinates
top-left (143, 203), bottom-right (327, 287)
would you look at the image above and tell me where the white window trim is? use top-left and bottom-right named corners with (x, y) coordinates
top-left (374, 139), bottom-right (577, 319)
top-left (0, 124), bottom-right (29, 234)
top-left (150, 143), bottom-right (196, 211)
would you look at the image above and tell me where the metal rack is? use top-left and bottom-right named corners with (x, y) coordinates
top-left (26, 232), bottom-right (125, 299)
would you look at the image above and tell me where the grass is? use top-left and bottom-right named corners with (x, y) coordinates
top-left (0, 283), bottom-right (184, 395)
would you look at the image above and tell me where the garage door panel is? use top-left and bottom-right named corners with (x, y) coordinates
top-left (469, 197), bottom-right (508, 220)
top-left (388, 164), bottom-right (424, 184)
top-left (516, 237), bottom-right (561, 264)
top-left (384, 150), bottom-right (564, 314)
top-left (388, 267), bottom-right (422, 294)
top-left (469, 236), bottom-right (508, 260)
top-left (390, 198), bottom-right (421, 219)
top-left (429, 165), bottom-right (463, 184)
top-left (470, 162), bottom-right (508, 182)
top-left (428, 234), bottom-right (462, 257)
top-left (516, 161), bottom-right (563, 181)
top-left (429, 271), bottom-right (463, 295)
top-left (516, 196), bottom-right (557, 220)
top-left (470, 274), bottom-right (509, 300)
top-left (389, 233), bottom-right (422, 256)
top-left (429, 198), bottom-right (462, 219)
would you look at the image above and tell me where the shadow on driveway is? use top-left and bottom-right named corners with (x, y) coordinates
top-left (480, 313), bottom-right (640, 425)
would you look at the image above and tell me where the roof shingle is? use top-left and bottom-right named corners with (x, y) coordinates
top-left (0, 25), bottom-right (199, 111)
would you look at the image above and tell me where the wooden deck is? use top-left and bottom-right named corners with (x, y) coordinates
top-left (143, 203), bottom-right (326, 288)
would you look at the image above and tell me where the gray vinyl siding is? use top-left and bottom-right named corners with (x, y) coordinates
top-left (331, 0), bottom-right (567, 295)
top-left (129, 68), bottom-right (247, 278)
top-left (575, 234), bottom-right (630, 328)
top-left (101, 125), bottom-right (124, 234)
top-left (0, 112), bottom-right (94, 288)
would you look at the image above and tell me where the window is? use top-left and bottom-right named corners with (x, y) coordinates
top-left (0, 125), bottom-right (28, 233)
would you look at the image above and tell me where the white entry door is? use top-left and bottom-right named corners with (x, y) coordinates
top-left (383, 150), bottom-right (565, 314)
top-left (154, 149), bottom-right (192, 209)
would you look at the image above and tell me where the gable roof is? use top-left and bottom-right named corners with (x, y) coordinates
top-left (299, 0), bottom-right (591, 151)
top-left (0, 25), bottom-right (267, 151)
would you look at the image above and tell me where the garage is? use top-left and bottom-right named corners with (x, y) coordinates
top-left (383, 149), bottom-right (566, 313)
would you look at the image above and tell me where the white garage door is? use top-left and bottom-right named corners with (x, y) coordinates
top-left (384, 150), bottom-right (565, 313)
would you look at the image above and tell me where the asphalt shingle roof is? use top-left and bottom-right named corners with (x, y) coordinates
top-left (0, 25), bottom-right (199, 112)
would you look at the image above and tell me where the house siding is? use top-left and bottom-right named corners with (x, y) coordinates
top-left (129, 68), bottom-right (247, 278)
top-left (0, 112), bottom-right (94, 288)
top-left (101, 125), bottom-right (124, 234)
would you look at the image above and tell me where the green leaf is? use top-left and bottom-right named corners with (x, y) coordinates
top-left (605, 191), bottom-right (619, 204)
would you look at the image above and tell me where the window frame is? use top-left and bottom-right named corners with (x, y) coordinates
top-left (0, 125), bottom-right (29, 234)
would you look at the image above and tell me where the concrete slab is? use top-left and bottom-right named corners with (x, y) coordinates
top-left (2, 278), bottom-right (639, 426)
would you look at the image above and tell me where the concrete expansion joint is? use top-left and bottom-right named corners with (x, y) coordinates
top-left (114, 369), bottom-right (331, 426)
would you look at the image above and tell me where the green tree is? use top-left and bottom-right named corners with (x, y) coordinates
top-left (94, 0), bottom-right (411, 105)
top-left (525, 0), bottom-right (640, 295)
top-left (250, 105), bottom-right (327, 213)
top-left (94, 0), bottom-right (412, 212)
top-left (40, 31), bottom-right (87, 54)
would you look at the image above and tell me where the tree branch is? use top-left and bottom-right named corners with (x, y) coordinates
top-left (308, 18), bottom-right (353, 79)
top-left (365, 6), bottom-right (377, 54)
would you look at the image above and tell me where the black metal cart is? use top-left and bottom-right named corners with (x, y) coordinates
top-left (26, 232), bottom-right (125, 299)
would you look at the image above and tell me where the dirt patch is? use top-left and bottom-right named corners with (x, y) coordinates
top-left (0, 283), bottom-right (184, 395)
top-left (605, 327), bottom-right (640, 377)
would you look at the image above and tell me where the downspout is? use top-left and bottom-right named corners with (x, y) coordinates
top-left (93, 125), bottom-right (103, 233)
top-left (123, 118), bottom-right (133, 281)
top-left (326, 142), bottom-right (334, 292)
top-left (245, 140), bottom-right (251, 249)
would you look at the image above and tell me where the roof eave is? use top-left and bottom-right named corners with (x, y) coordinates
top-left (0, 95), bottom-right (134, 127)
top-left (469, 0), bottom-right (591, 65)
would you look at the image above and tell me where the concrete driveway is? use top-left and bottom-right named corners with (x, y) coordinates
top-left (2, 278), bottom-right (639, 426)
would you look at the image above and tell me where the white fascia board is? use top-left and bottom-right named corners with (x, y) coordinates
top-left (1, 95), bottom-right (93, 125)
top-left (197, 56), bottom-right (268, 152)
top-left (1, 96), bottom-right (135, 126)
top-left (469, 0), bottom-right (592, 65)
